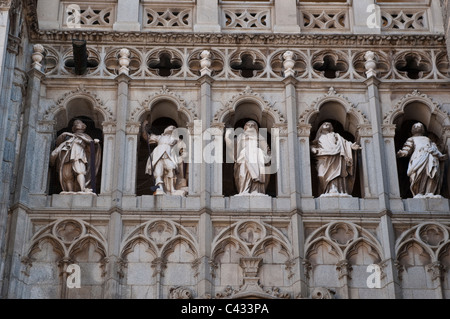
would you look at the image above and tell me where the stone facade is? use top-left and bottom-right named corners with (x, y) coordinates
top-left (0, 0), bottom-right (449, 299)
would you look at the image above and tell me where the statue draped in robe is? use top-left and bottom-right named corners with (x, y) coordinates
top-left (227, 120), bottom-right (271, 196)
top-left (311, 122), bottom-right (361, 197)
top-left (397, 122), bottom-right (447, 198)
top-left (50, 119), bottom-right (101, 193)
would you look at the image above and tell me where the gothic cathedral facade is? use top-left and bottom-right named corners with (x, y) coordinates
top-left (0, 0), bottom-right (450, 299)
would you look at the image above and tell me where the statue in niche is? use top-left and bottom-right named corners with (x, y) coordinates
top-left (226, 120), bottom-right (271, 196)
top-left (397, 122), bottom-right (448, 198)
top-left (311, 121), bottom-right (361, 197)
top-left (142, 120), bottom-right (187, 196)
top-left (50, 119), bottom-right (101, 194)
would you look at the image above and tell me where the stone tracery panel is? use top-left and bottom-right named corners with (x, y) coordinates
top-left (211, 220), bottom-right (293, 298)
top-left (304, 221), bottom-right (384, 299)
top-left (22, 218), bottom-right (108, 299)
top-left (119, 219), bottom-right (199, 299)
top-left (395, 222), bottom-right (450, 298)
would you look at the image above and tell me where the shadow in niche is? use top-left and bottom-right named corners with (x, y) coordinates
top-left (48, 116), bottom-right (103, 195)
top-left (309, 119), bottom-right (362, 199)
top-left (222, 118), bottom-right (277, 198)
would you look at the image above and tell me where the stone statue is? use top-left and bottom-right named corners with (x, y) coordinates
top-left (142, 120), bottom-right (187, 196)
top-left (50, 119), bottom-right (101, 194)
top-left (226, 120), bottom-right (271, 196)
top-left (397, 122), bottom-right (448, 198)
top-left (311, 122), bottom-right (361, 197)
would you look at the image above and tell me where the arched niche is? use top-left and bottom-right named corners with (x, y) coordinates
top-left (308, 101), bottom-right (363, 198)
top-left (48, 97), bottom-right (104, 195)
top-left (137, 99), bottom-right (190, 196)
top-left (393, 101), bottom-right (448, 199)
top-left (222, 100), bottom-right (278, 197)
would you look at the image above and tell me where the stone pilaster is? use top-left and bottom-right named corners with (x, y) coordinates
top-left (194, 0), bottom-right (221, 33)
top-left (113, 0), bottom-right (140, 31)
top-left (282, 75), bottom-right (301, 210)
top-left (274, 0), bottom-right (301, 33)
top-left (100, 122), bottom-right (117, 194)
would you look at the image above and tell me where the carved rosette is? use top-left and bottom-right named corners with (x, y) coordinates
top-left (169, 286), bottom-right (193, 299)
top-left (310, 287), bottom-right (336, 299)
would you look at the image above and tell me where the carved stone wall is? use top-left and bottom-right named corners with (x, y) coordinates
top-left (0, 0), bottom-right (450, 300)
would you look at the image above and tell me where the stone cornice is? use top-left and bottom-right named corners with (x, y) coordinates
top-left (31, 29), bottom-right (447, 48)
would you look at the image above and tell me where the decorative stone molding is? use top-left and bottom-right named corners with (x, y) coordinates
top-left (213, 86), bottom-right (285, 124)
top-left (22, 218), bottom-right (108, 276)
top-left (364, 51), bottom-right (377, 78)
top-left (384, 90), bottom-right (449, 126)
top-left (215, 284), bottom-right (290, 299)
top-left (118, 48), bottom-right (131, 76)
top-left (240, 257), bottom-right (262, 277)
top-left (125, 122), bottom-right (141, 135)
top-left (310, 287), bottom-right (336, 299)
top-left (336, 259), bottom-right (353, 280)
top-left (200, 50), bottom-right (212, 77)
top-left (297, 124), bottom-right (312, 137)
top-left (298, 87), bottom-right (370, 131)
top-left (282, 51), bottom-right (296, 78)
top-left (426, 262), bottom-right (446, 282)
top-left (44, 85), bottom-right (113, 122)
top-left (169, 286), bottom-right (193, 299)
top-left (119, 219), bottom-right (199, 278)
top-left (211, 220), bottom-right (293, 262)
top-left (102, 122), bottom-right (117, 134)
top-left (381, 124), bottom-right (397, 138)
top-left (356, 124), bottom-right (373, 138)
top-left (37, 120), bottom-right (56, 133)
top-left (31, 44), bottom-right (45, 71)
top-left (395, 222), bottom-right (450, 282)
top-left (131, 85), bottom-right (198, 122)
top-left (151, 257), bottom-right (167, 277)
top-left (272, 123), bottom-right (288, 137)
top-left (305, 221), bottom-right (384, 282)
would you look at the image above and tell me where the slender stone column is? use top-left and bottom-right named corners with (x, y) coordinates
top-left (104, 211), bottom-right (123, 298)
top-left (443, 126), bottom-right (450, 196)
top-left (123, 122), bottom-right (140, 195)
top-left (197, 74), bottom-right (214, 209)
top-left (282, 73), bottom-right (301, 210)
top-left (364, 76), bottom-right (389, 209)
top-left (364, 51), bottom-right (402, 299)
top-left (32, 120), bottom-right (56, 194)
top-left (273, 123), bottom-right (289, 198)
top-left (381, 125), bottom-right (401, 198)
top-left (357, 124), bottom-right (378, 198)
top-left (197, 212), bottom-right (213, 298)
top-left (297, 124), bottom-right (313, 198)
top-left (100, 122), bottom-right (116, 194)
top-left (3, 205), bottom-right (30, 298)
top-left (290, 213), bottom-right (308, 299)
top-left (110, 73), bottom-right (131, 206)
top-left (210, 123), bottom-right (224, 197)
top-left (14, 45), bottom-right (45, 204)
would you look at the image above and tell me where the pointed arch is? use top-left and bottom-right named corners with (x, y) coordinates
top-left (212, 86), bottom-right (286, 126)
top-left (131, 86), bottom-right (198, 123)
top-left (43, 85), bottom-right (113, 130)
